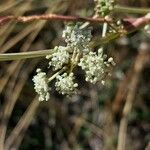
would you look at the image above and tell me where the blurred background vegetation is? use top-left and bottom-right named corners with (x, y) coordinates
top-left (0, 0), bottom-right (150, 150)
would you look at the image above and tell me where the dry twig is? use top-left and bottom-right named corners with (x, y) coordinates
top-left (117, 42), bottom-right (150, 150)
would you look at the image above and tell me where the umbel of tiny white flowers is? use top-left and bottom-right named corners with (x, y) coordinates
top-left (46, 46), bottom-right (70, 71)
top-left (62, 23), bottom-right (92, 53)
top-left (32, 69), bottom-right (50, 101)
top-left (78, 49), bottom-right (115, 84)
top-left (55, 72), bottom-right (78, 95)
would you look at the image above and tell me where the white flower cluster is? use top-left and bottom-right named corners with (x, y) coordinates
top-left (78, 49), bottom-right (115, 84)
top-left (55, 73), bottom-right (78, 95)
top-left (94, 0), bottom-right (115, 16)
top-left (62, 24), bottom-right (92, 53)
top-left (32, 69), bottom-right (50, 101)
top-left (33, 23), bottom-right (116, 100)
top-left (46, 46), bottom-right (70, 71)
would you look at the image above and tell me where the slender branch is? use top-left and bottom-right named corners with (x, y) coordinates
top-left (114, 5), bottom-right (150, 14)
top-left (0, 15), bottom-right (108, 26)
top-left (112, 68), bottom-right (133, 114)
top-left (117, 42), bottom-right (150, 150)
top-left (4, 97), bottom-right (40, 150)
top-left (0, 5), bottom-right (150, 25)
top-left (0, 49), bottom-right (54, 61)
top-left (48, 67), bottom-right (67, 82)
top-left (0, 13), bottom-right (150, 27)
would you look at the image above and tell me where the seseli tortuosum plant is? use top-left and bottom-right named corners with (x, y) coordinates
top-left (33, 23), bottom-right (115, 101)
top-left (32, 0), bottom-right (118, 101)
top-left (0, 1), bottom-right (150, 150)
top-left (0, 0), bottom-right (149, 101)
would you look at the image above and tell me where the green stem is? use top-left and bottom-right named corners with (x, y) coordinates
top-left (90, 32), bottom-right (120, 48)
top-left (0, 49), bottom-right (54, 61)
top-left (48, 66), bottom-right (67, 82)
top-left (98, 22), bottom-right (108, 53)
top-left (114, 5), bottom-right (150, 14)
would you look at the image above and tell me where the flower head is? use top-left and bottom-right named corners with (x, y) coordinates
top-left (94, 0), bottom-right (115, 16)
top-left (46, 46), bottom-right (70, 70)
top-left (62, 24), bottom-right (92, 53)
top-left (55, 72), bottom-right (78, 95)
top-left (78, 49), bottom-right (115, 84)
top-left (32, 69), bottom-right (50, 101)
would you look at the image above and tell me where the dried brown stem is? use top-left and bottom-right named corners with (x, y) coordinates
top-left (112, 68), bottom-right (133, 114)
top-left (117, 42), bottom-right (150, 150)
top-left (4, 97), bottom-right (40, 150)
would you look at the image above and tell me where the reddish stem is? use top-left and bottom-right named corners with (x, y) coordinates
top-left (0, 14), bottom-right (150, 33)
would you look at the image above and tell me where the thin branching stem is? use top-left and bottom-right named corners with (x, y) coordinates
top-left (48, 67), bottom-right (67, 82)
top-left (114, 5), bottom-right (150, 14)
top-left (0, 49), bottom-right (54, 61)
top-left (117, 43), bottom-right (150, 150)
top-left (0, 12), bottom-right (150, 26)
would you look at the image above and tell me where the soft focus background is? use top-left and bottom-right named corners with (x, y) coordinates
top-left (0, 0), bottom-right (150, 150)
